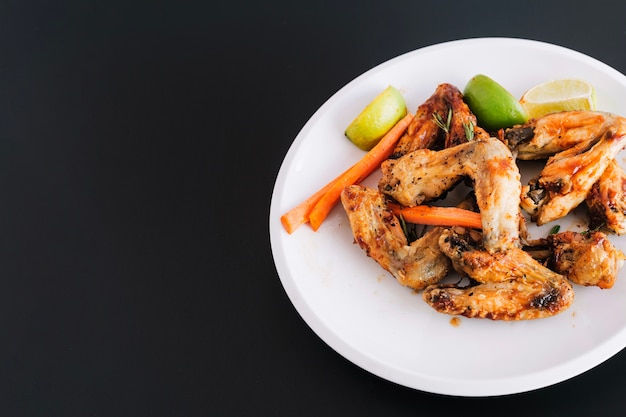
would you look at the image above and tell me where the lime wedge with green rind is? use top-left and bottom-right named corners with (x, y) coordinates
top-left (345, 85), bottom-right (407, 151)
top-left (463, 74), bottom-right (529, 131)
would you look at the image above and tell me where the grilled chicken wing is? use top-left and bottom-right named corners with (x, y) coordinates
top-left (379, 137), bottom-right (522, 253)
top-left (391, 83), bottom-right (488, 157)
top-left (505, 111), bottom-right (621, 160)
top-left (442, 84), bottom-right (490, 148)
top-left (423, 276), bottom-right (573, 320)
top-left (439, 229), bottom-right (556, 283)
top-left (586, 159), bottom-right (626, 235)
top-left (549, 231), bottom-right (626, 289)
top-left (340, 185), bottom-right (451, 290)
top-left (391, 85), bottom-right (447, 156)
top-left (520, 122), bottom-right (626, 225)
top-left (422, 229), bottom-right (574, 320)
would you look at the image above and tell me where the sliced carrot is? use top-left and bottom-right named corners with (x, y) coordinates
top-left (307, 113), bottom-right (414, 231)
top-left (387, 203), bottom-right (482, 229)
top-left (281, 113), bottom-right (413, 234)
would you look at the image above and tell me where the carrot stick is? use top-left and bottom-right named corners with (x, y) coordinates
top-left (387, 203), bottom-right (482, 229)
top-left (307, 113), bottom-right (414, 231)
top-left (280, 165), bottom-right (352, 234)
top-left (281, 112), bottom-right (414, 234)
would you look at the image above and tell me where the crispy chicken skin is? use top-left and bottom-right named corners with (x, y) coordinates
top-left (379, 137), bottom-right (522, 253)
top-left (505, 111), bottom-right (620, 160)
top-left (586, 159), bottom-right (626, 235)
top-left (521, 123), bottom-right (626, 225)
top-left (423, 276), bottom-right (573, 320)
top-left (549, 231), bottom-right (626, 289)
top-left (422, 229), bottom-right (574, 320)
top-left (340, 185), bottom-right (451, 290)
top-left (391, 83), bottom-right (488, 157)
top-left (439, 229), bottom-right (559, 283)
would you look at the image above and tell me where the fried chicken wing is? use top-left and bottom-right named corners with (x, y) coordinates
top-left (549, 231), bottom-right (626, 289)
top-left (422, 229), bottom-right (574, 320)
top-left (586, 159), bottom-right (626, 235)
top-left (505, 111), bottom-right (619, 160)
top-left (391, 85), bottom-right (447, 156)
top-left (379, 137), bottom-right (522, 253)
top-left (423, 277), bottom-right (573, 320)
top-left (391, 84), bottom-right (488, 157)
top-left (439, 229), bottom-right (557, 283)
top-left (520, 122), bottom-right (626, 225)
top-left (340, 185), bottom-right (451, 290)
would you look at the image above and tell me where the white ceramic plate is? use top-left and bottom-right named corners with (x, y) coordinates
top-left (269, 38), bottom-right (626, 397)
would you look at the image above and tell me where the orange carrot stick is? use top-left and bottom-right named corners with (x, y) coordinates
top-left (280, 165), bottom-right (352, 234)
top-left (387, 203), bottom-right (482, 229)
top-left (307, 113), bottom-right (414, 231)
top-left (281, 112), bottom-right (413, 234)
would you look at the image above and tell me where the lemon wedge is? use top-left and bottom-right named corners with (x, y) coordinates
top-left (519, 79), bottom-right (597, 119)
top-left (345, 85), bottom-right (407, 151)
top-left (463, 74), bottom-right (529, 131)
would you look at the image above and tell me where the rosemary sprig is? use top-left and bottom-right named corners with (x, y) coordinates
top-left (463, 121), bottom-right (475, 141)
top-left (433, 109), bottom-right (452, 133)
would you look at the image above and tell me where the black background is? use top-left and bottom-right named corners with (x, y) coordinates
top-left (1, 0), bottom-right (626, 415)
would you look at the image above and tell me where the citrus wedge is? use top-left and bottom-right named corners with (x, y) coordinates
top-left (519, 79), bottom-right (596, 118)
top-left (345, 85), bottom-right (407, 151)
top-left (463, 74), bottom-right (529, 131)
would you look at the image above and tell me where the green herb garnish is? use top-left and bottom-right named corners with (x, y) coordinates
top-left (463, 121), bottom-right (475, 141)
top-left (433, 109), bottom-right (452, 133)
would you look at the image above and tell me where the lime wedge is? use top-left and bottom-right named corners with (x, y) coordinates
top-left (345, 85), bottom-right (407, 151)
top-left (519, 79), bottom-right (596, 119)
top-left (463, 74), bottom-right (529, 131)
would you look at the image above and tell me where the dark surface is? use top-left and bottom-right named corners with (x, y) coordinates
top-left (1, 0), bottom-right (626, 415)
